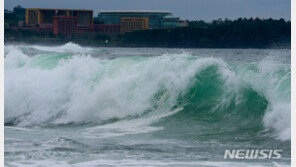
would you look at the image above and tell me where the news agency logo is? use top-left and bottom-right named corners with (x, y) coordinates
top-left (224, 149), bottom-right (282, 160)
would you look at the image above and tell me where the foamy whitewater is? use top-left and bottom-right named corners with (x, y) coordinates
top-left (4, 43), bottom-right (291, 167)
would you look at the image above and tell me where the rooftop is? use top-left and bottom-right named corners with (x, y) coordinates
top-left (27, 8), bottom-right (93, 12)
top-left (100, 10), bottom-right (171, 14)
top-left (163, 15), bottom-right (179, 19)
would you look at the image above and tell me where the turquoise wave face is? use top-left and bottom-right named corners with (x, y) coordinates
top-left (28, 54), bottom-right (73, 70)
top-left (157, 66), bottom-right (268, 141)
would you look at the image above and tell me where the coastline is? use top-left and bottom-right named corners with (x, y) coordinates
top-left (4, 40), bottom-right (291, 49)
top-left (4, 17), bottom-right (291, 49)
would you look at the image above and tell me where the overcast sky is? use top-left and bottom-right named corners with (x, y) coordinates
top-left (5, 0), bottom-right (291, 21)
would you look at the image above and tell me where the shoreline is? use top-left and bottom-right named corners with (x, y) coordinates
top-left (4, 40), bottom-right (291, 49)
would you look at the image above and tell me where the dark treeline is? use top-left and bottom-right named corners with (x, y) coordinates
top-left (122, 18), bottom-right (290, 48)
top-left (4, 5), bottom-right (291, 48)
top-left (4, 6), bottom-right (26, 27)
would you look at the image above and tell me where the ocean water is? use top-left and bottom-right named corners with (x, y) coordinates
top-left (4, 43), bottom-right (291, 167)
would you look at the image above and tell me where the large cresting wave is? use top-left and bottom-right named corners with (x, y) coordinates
top-left (4, 44), bottom-right (291, 141)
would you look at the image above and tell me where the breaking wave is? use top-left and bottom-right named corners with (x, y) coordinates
top-left (4, 44), bottom-right (291, 141)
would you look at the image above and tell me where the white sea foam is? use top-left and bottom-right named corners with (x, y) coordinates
top-left (30, 42), bottom-right (94, 53)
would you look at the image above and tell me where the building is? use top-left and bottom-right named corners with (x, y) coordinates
top-left (97, 10), bottom-right (171, 29)
top-left (120, 17), bottom-right (149, 34)
top-left (26, 8), bottom-right (93, 26)
top-left (53, 16), bottom-right (77, 36)
top-left (161, 16), bottom-right (188, 29)
top-left (93, 24), bottom-right (121, 34)
top-left (25, 8), bottom-right (93, 35)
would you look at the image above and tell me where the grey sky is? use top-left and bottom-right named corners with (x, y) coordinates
top-left (5, 0), bottom-right (291, 21)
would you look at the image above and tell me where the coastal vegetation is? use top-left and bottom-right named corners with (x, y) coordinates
top-left (122, 18), bottom-right (290, 48)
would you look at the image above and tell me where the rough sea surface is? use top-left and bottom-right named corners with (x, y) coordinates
top-left (4, 43), bottom-right (291, 167)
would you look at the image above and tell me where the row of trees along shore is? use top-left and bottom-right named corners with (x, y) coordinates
top-left (122, 18), bottom-right (290, 48)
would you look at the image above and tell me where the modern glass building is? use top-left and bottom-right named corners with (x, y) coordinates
top-left (96, 10), bottom-right (172, 29)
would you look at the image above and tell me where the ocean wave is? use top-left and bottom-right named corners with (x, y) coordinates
top-left (4, 44), bottom-right (291, 141)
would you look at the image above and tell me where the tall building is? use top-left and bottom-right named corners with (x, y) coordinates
top-left (26, 8), bottom-right (93, 25)
top-left (97, 10), bottom-right (171, 29)
top-left (25, 8), bottom-right (93, 35)
top-left (120, 17), bottom-right (149, 34)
